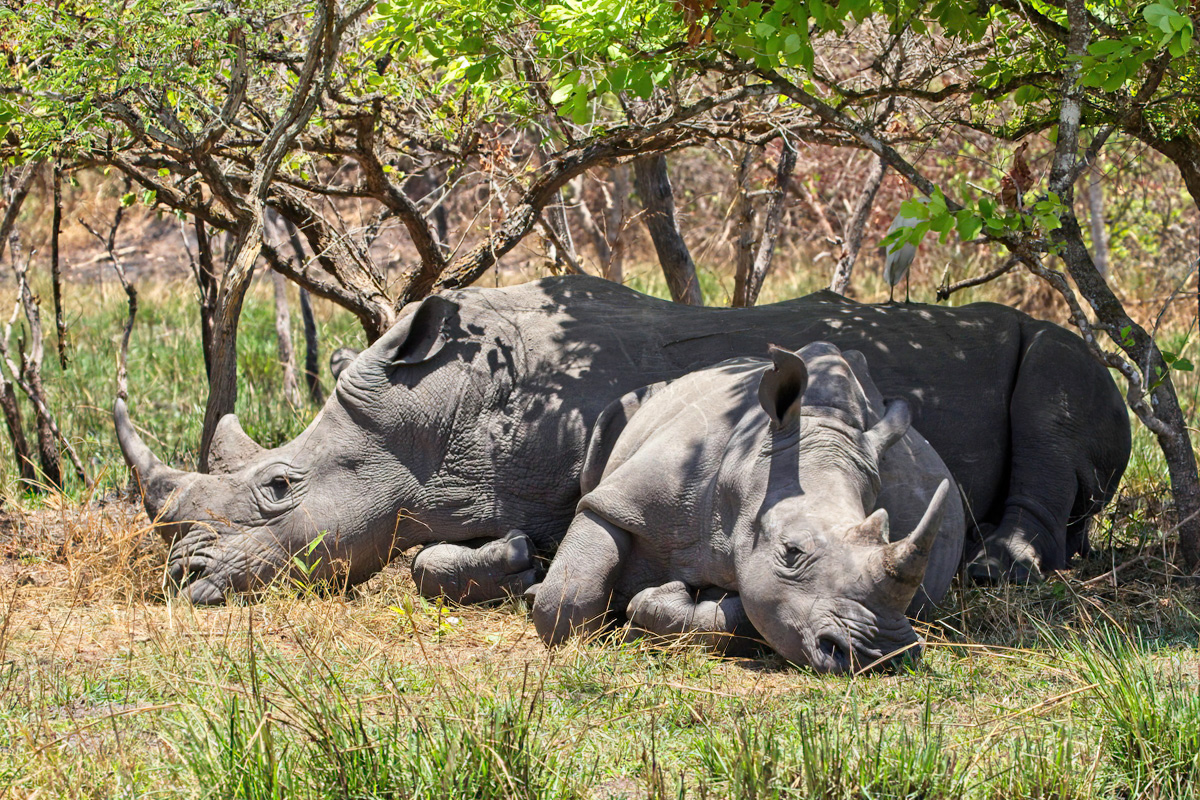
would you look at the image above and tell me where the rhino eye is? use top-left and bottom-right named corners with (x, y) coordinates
top-left (780, 531), bottom-right (816, 568)
top-left (781, 542), bottom-right (807, 568)
top-left (262, 475), bottom-right (293, 504)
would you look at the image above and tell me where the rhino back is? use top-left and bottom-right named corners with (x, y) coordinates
top-left (430, 276), bottom-right (1086, 549)
top-left (575, 360), bottom-right (767, 587)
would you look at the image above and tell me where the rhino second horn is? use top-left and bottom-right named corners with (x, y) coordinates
top-left (881, 479), bottom-right (950, 588)
top-left (208, 413), bottom-right (267, 474)
top-left (113, 398), bottom-right (193, 520)
top-left (852, 508), bottom-right (891, 545)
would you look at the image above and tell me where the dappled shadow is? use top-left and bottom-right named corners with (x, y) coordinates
top-left (469, 274), bottom-right (1115, 554)
top-left (128, 273), bottom-right (1130, 604)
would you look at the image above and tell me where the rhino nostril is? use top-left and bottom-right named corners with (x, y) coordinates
top-left (816, 634), bottom-right (851, 670)
top-left (168, 556), bottom-right (208, 589)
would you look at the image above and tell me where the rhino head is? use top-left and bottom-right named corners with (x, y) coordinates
top-left (730, 345), bottom-right (949, 673)
top-left (115, 295), bottom-right (463, 604)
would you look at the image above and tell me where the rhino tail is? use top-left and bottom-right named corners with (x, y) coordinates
top-left (580, 382), bottom-right (664, 494)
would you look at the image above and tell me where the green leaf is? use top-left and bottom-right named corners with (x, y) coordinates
top-left (1087, 39), bottom-right (1124, 56)
top-left (931, 212), bottom-right (954, 235)
top-left (1144, 3), bottom-right (1171, 28)
top-left (1161, 350), bottom-right (1194, 371)
top-left (550, 83), bottom-right (574, 106)
top-left (899, 196), bottom-right (930, 220)
top-left (956, 211), bottom-right (983, 242)
top-left (1100, 65), bottom-right (1127, 92)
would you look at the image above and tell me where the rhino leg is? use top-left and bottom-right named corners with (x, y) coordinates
top-left (626, 582), bottom-right (757, 655)
top-left (411, 530), bottom-right (537, 603)
top-left (532, 510), bottom-right (631, 645)
top-left (967, 328), bottom-right (1129, 583)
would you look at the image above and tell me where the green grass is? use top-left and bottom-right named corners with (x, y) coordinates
top-left (1, 571), bottom-right (1197, 799)
top-left (0, 278), bottom-right (366, 495)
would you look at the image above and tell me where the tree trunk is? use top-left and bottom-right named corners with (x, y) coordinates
top-left (829, 156), bottom-right (887, 296)
top-left (279, 217), bottom-right (324, 403)
top-left (572, 167), bottom-right (630, 283)
top-left (543, 188), bottom-right (577, 273)
top-left (732, 145), bottom-right (760, 307)
top-left (298, 288), bottom-right (323, 404)
top-left (198, 222), bottom-right (261, 472)
top-left (194, 219), bottom-right (219, 380)
top-left (737, 141), bottom-right (796, 307)
top-left (23, 351), bottom-right (62, 490)
top-left (272, 270), bottom-right (301, 407)
top-left (2, 234), bottom-right (86, 488)
top-left (602, 166), bottom-right (630, 284)
top-left (50, 163), bottom-right (69, 370)
top-left (0, 162), bottom-right (39, 265)
top-left (1056, 215), bottom-right (1200, 571)
top-left (0, 376), bottom-right (35, 486)
top-left (1082, 166), bottom-right (1109, 278)
top-left (1047, 0), bottom-right (1199, 573)
top-left (9, 242), bottom-right (61, 488)
top-left (634, 155), bottom-right (703, 305)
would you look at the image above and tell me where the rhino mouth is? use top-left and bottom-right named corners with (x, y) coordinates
top-left (164, 521), bottom-right (288, 605)
top-left (812, 626), bottom-right (922, 674)
top-left (768, 602), bottom-right (922, 674)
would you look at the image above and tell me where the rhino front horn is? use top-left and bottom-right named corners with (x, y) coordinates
top-left (882, 479), bottom-right (950, 588)
top-left (113, 398), bottom-right (193, 520)
top-left (208, 413), bottom-right (267, 474)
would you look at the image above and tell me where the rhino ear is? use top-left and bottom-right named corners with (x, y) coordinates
top-left (339, 295), bottom-right (458, 393)
top-left (758, 345), bottom-right (808, 429)
top-left (864, 398), bottom-right (911, 459)
top-left (385, 294), bottom-right (457, 367)
top-left (329, 347), bottom-right (360, 381)
top-left (581, 382), bottom-right (663, 494)
top-left (851, 507), bottom-right (891, 545)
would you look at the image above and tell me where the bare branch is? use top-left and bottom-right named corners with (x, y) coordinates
top-left (936, 255), bottom-right (1019, 301)
top-left (78, 217), bottom-right (137, 402)
top-left (0, 162), bottom-right (40, 265)
top-left (50, 162), bottom-right (69, 370)
top-left (830, 155), bottom-right (887, 296)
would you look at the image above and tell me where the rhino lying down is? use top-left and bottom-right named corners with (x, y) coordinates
top-left (532, 344), bottom-right (965, 672)
top-left (113, 275), bottom-right (1129, 605)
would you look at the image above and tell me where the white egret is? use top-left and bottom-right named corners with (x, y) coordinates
top-left (883, 209), bottom-right (921, 303)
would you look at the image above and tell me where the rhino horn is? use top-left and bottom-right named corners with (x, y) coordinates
top-left (113, 398), bottom-right (193, 520)
top-left (208, 413), bottom-right (266, 474)
top-left (850, 507), bottom-right (890, 545)
top-left (880, 479), bottom-right (950, 588)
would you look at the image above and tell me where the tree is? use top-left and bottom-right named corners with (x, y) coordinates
top-left (1, 0), bottom-right (778, 467)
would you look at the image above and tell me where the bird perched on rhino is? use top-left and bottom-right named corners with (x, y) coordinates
top-left (882, 208), bottom-right (921, 303)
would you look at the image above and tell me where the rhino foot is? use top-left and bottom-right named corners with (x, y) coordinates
top-left (412, 531), bottom-right (538, 604)
top-left (965, 531), bottom-right (1043, 585)
top-left (626, 582), bottom-right (754, 654)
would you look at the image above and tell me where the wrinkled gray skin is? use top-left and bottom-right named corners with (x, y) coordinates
top-left (531, 344), bottom-right (964, 672)
top-left (114, 275), bottom-right (1129, 605)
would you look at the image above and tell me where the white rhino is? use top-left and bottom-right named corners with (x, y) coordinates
top-left (114, 276), bottom-right (1129, 605)
top-left (533, 343), bottom-right (965, 672)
